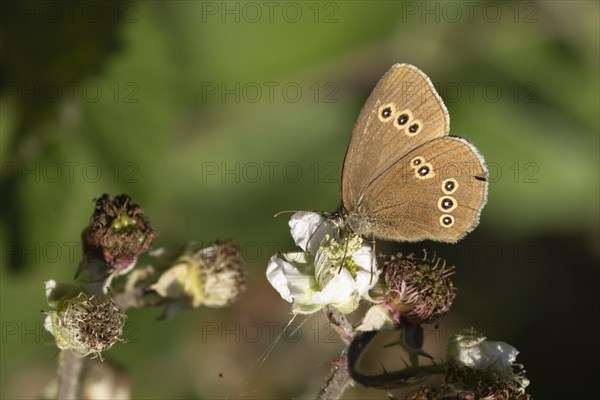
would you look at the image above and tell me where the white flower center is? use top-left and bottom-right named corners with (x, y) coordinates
top-left (314, 235), bottom-right (362, 288)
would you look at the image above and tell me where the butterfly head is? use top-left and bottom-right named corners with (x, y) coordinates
top-left (343, 208), bottom-right (373, 239)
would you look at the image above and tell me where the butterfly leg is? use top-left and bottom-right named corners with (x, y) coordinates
top-left (306, 218), bottom-right (328, 252)
top-left (369, 235), bottom-right (376, 284)
top-left (337, 235), bottom-right (350, 274)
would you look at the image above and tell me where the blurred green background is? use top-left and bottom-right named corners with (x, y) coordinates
top-left (1, 1), bottom-right (598, 399)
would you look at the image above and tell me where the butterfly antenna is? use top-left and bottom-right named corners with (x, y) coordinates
top-left (306, 218), bottom-right (328, 252)
top-left (273, 210), bottom-right (303, 218)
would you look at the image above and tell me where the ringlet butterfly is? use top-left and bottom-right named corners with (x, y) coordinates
top-left (337, 64), bottom-right (488, 243)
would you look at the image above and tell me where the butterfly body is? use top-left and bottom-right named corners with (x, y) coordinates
top-left (343, 205), bottom-right (373, 239)
top-left (339, 64), bottom-right (488, 244)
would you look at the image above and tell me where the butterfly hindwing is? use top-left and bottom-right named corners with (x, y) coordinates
top-left (353, 136), bottom-right (488, 243)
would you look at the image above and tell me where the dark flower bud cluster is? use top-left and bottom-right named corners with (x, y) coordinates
top-left (383, 252), bottom-right (456, 325)
top-left (82, 194), bottom-right (156, 275)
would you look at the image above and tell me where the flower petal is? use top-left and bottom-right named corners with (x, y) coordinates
top-left (44, 280), bottom-right (78, 308)
top-left (43, 313), bottom-right (58, 338)
top-left (311, 268), bottom-right (355, 305)
top-left (291, 301), bottom-right (325, 315)
top-left (450, 337), bottom-right (519, 370)
top-left (487, 341), bottom-right (519, 368)
top-left (266, 255), bottom-right (294, 302)
top-left (266, 253), bottom-right (314, 303)
top-left (291, 268), bottom-right (357, 315)
top-left (352, 244), bottom-right (376, 272)
top-left (353, 245), bottom-right (380, 296)
top-left (289, 211), bottom-right (336, 253)
top-left (150, 263), bottom-right (191, 300)
top-left (455, 343), bottom-right (497, 369)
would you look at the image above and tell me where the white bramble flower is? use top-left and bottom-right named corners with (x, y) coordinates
top-left (446, 330), bottom-right (530, 393)
top-left (43, 280), bottom-right (126, 358)
top-left (266, 211), bottom-right (380, 314)
top-left (447, 330), bottom-right (519, 371)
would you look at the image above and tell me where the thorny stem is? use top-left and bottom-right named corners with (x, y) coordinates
top-left (348, 331), bottom-right (446, 389)
top-left (317, 306), bottom-right (356, 400)
top-left (317, 313), bottom-right (448, 399)
top-left (57, 350), bottom-right (84, 400)
top-left (316, 354), bottom-right (352, 400)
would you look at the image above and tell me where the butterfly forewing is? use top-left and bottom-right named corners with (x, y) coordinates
top-left (341, 64), bottom-right (450, 211)
top-left (355, 137), bottom-right (488, 243)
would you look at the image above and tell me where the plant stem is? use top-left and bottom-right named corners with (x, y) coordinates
top-left (316, 307), bottom-right (356, 400)
top-left (57, 350), bottom-right (84, 400)
top-left (316, 354), bottom-right (353, 400)
top-left (348, 331), bottom-right (446, 389)
top-left (323, 305), bottom-right (355, 344)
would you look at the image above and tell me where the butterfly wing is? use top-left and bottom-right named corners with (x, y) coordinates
top-left (351, 136), bottom-right (488, 243)
top-left (341, 64), bottom-right (449, 212)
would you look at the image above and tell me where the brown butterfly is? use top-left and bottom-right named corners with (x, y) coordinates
top-left (339, 64), bottom-right (488, 243)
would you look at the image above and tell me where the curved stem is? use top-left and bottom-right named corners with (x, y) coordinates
top-left (348, 331), bottom-right (446, 389)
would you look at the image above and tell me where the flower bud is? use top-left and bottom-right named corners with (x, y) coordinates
top-left (480, 382), bottom-right (532, 400)
top-left (383, 253), bottom-right (455, 325)
top-left (447, 330), bottom-right (518, 371)
top-left (406, 383), bottom-right (531, 400)
top-left (447, 330), bottom-right (530, 393)
top-left (356, 304), bottom-right (396, 332)
top-left (44, 280), bottom-right (126, 358)
top-left (82, 194), bottom-right (156, 275)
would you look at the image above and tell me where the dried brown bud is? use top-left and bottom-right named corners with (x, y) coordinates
top-left (406, 386), bottom-right (477, 400)
top-left (151, 240), bottom-right (247, 317)
top-left (481, 382), bottom-right (532, 400)
top-left (83, 194), bottom-right (156, 275)
top-left (44, 281), bottom-right (126, 358)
